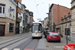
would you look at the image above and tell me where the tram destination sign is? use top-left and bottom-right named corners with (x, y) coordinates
top-left (33, 23), bottom-right (39, 25)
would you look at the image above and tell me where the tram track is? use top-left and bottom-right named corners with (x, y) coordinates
top-left (0, 34), bottom-right (31, 50)
top-left (23, 39), bottom-right (39, 50)
top-left (11, 38), bottom-right (40, 50)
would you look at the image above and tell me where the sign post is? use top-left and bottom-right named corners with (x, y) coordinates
top-left (65, 28), bottom-right (70, 45)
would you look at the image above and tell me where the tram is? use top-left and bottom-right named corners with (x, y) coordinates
top-left (32, 22), bottom-right (42, 38)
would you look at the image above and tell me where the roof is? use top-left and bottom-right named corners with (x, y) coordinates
top-left (10, 0), bottom-right (17, 6)
top-left (49, 3), bottom-right (70, 10)
top-left (22, 4), bottom-right (26, 8)
top-left (25, 9), bottom-right (29, 12)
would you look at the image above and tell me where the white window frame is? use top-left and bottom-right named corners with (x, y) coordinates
top-left (18, 2), bottom-right (21, 9)
top-left (18, 13), bottom-right (20, 18)
top-left (0, 5), bottom-right (5, 17)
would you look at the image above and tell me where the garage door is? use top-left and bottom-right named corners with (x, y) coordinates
top-left (0, 25), bottom-right (5, 36)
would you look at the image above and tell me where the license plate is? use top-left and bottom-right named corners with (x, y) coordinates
top-left (36, 33), bottom-right (37, 35)
top-left (52, 36), bottom-right (57, 38)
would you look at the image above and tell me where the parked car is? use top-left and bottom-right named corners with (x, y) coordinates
top-left (47, 32), bottom-right (61, 42)
top-left (44, 30), bottom-right (53, 38)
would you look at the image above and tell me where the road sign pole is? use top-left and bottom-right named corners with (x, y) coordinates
top-left (65, 28), bottom-right (70, 45)
top-left (66, 34), bottom-right (68, 45)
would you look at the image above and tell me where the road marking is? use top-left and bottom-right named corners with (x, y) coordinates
top-left (49, 44), bottom-right (52, 50)
top-left (24, 49), bottom-right (33, 50)
top-left (54, 46), bottom-right (64, 48)
top-left (1, 48), bottom-right (8, 50)
top-left (14, 48), bottom-right (20, 50)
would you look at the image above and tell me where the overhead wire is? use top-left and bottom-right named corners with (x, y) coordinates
top-left (34, 0), bottom-right (39, 19)
top-left (34, 0), bottom-right (50, 21)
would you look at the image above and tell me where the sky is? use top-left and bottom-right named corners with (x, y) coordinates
top-left (22, 0), bottom-right (71, 22)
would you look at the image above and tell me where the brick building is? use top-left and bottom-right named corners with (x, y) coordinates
top-left (16, 0), bottom-right (22, 34)
top-left (29, 11), bottom-right (33, 26)
top-left (29, 11), bottom-right (33, 31)
top-left (48, 4), bottom-right (71, 32)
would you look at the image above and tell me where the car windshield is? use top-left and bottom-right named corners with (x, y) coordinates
top-left (50, 33), bottom-right (59, 35)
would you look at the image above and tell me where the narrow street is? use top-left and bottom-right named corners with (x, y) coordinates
top-left (0, 32), bottom-right (74, 50)
top-left (0, 32), bottom-right (46, 50)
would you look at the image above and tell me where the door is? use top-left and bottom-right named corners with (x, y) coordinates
top-left (0, 25), bottom-right (5, 36)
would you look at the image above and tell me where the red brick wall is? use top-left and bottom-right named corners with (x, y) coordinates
top-left (53, 4), bottom-right (71, 25)
top-left (16, 0), bottom-right (22, 3)
top-left (29, 16), bottom-right (33, 25)
top-left (16, 0), bottom-right (22, 14)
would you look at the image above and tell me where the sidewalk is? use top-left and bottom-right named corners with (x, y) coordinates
top-left (62, 37), bottom-right (75, 44)
top-left (0, 32), bottom-right (31, 42)
top-left (45, 37), bottom-right (75, 50)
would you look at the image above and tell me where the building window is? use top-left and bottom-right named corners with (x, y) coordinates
top-left (23, 13), bottom-right (25, 17)
top-left (65, 18), bottom-right (67, 21)
top-left (25, 18), bottom-right (27, 23)
top-left (18, 2), bottom-right (21, 9)
top-left (0, 5), bottom-right (5, 17)
top-left (9, 23), bottom-right (14, 32)
top-left (69, 16), bottom-right (71, 19)
top-left (0, 7), bottom-right (2, 13)
top-left (0, 5), bottom-right (5, 14)
top-left (17, 13), bottom-right (21, 18)
top-left (3, 7), bottom-right (5, 13)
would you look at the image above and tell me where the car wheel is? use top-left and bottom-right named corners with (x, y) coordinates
top-left (59, 40), bottom-right (61, 42)
top-left (40, 36), bottom-right (42, 38)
